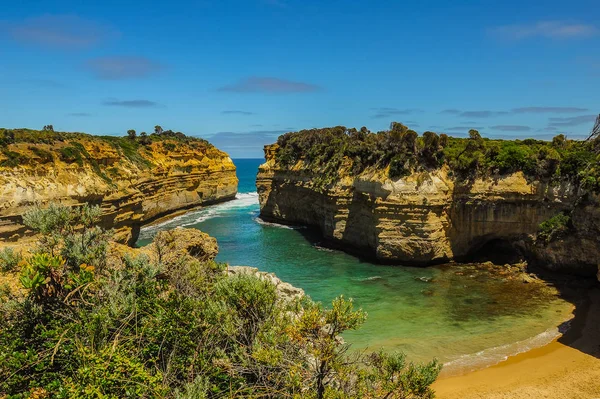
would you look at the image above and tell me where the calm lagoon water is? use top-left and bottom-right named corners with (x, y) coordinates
top-left (138, 158), bottom-right (573, 374)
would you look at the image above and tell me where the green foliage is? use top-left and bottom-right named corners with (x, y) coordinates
top-left (0, 127), bottom-right (74, 144)
top-left (0, 127), bottom-right (214, 174)
top-left (59, 146), bottom-right (84, 166)
top-left (22, 203), bottom-right (110, 270)
top-left (538, 212), bottom-right (571, 243)
top-left (28, 146), bottom-right (54, 163)
top-left (163, 142), bottom-right (176, 151)
top-left (103, 136), bottom-right (154, 169)
top-left (0, 203), bottom-right (441, 398)
top-left (0, 129), bottom-right (16, 146)
top-left (19, 253), bottom-right (67, 301)
top-left (1, 149), bottom-right (29, 167)
top-left (274, 125), bottom-right (600, 191)
top-left (127, 129), bottom-right (137, 140)
top-left (0, 248), bottom-right (23, 273)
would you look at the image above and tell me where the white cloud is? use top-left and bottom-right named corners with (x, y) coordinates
top-left (491, 21), bottom-right (597, 40)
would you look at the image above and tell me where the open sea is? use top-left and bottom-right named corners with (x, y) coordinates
top-left (138, 158), bottom-right (574, 375)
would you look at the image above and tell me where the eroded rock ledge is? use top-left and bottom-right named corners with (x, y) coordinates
top-left (257, 145), bottom-right (599, 276)
top-left (0, 135), bottom-right (237, 244)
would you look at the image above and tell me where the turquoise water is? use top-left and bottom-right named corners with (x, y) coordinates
top-left (138, 158), bottom-right (573, 374)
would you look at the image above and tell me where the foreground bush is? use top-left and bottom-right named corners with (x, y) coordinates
top-left (0, 204), bottom-right (441, 398)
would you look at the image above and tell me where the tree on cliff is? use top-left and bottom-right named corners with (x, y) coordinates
top-left (154, 125), bottom-right (163, 135)
top-left (42, 125), bottom-right (54, 132)
top-left (586, 114), bottom-right (600, 141)
top-left (139, 131), bottom-right (150, 145)
top-left (127, 129), bottom-right (137, 140)
top-left (421, 131), bottom-right (440, 164)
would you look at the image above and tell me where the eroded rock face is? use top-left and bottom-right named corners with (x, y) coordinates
top-left (257, 145), bottom-right (599, 275)
top-left (144, 228), bottom-right (219, 264)
top-left (0, 138), bottom-right (237, 244)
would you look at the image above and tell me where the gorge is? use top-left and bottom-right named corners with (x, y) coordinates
top-left (1, 125), bottom-right (599, 396)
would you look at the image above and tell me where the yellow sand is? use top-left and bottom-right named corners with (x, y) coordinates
top-left (433, 288), bottom-right (600, 399)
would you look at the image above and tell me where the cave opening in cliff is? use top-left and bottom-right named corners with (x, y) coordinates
top-left (464, 238), bottom-right (524, 265)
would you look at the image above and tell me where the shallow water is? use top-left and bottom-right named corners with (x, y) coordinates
top-left (138, 158), bottom-right (574, 374)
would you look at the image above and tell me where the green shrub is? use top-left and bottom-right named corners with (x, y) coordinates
top-left (0, 149), bottom-right (29, 167)
top-left (538, 213), bottom-right (571, 243)
top-left (163, 142), bottom-right (176, 151)
top-left (59, 146), bottom-right (83, 166)
top-left (0, 248), bottom-right (23, 272)
top-left (28, 146), bottom-right (54, 163)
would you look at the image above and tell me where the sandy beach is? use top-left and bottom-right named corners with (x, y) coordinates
top-left (433, 287), bottom-right (600, 399)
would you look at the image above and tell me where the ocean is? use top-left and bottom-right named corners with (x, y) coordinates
top-left (138, 158), bottom-right (574, 375)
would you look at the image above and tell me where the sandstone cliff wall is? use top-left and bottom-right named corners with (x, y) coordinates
top-left (0, 136), bottom-right (237, 244)
top-left (257, 145), bottom-right (599, 275)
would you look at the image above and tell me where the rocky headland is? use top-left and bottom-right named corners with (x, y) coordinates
top-left (257, 126), bottom-right (600, 277)
top-left (0, 128), bottom-right (238, 245)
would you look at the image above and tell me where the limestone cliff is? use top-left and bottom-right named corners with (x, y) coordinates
top-left (0, 130), bottom-right (237, 244)
top-left (257, 144), bottom-right (599, 276)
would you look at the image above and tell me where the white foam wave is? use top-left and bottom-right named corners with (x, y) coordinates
top-left (353, 275), bottom-right (383, 282)
top-left (254, 217), bottom-right (299, 230)
top-left (313, 244), bottom-right (334, 252)
top-left (139, 192), bottom-right (259, 239)
top-left (442, 319), bottom-right (572, 376)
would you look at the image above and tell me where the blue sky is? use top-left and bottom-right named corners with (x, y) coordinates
top-left (1, 0), bottom-right (599, 157)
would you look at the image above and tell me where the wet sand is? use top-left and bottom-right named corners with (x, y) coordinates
top-left (433, 287), bottom-right (600, 399)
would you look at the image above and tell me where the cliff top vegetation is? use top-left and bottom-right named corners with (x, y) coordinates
top-left (0, 125), bottom-right (211, 147)
top-left (273, 121), bottom-right (600, 191)
top-left (0, 126), bottom-right (223, 182)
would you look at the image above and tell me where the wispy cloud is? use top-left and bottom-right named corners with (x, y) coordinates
top-left (548, 115), bottom-right (597, 127)
top-left (512, 106), bottom-right (589, 113)
top-left (218, 77), bottom-right (320, 93)
top-left (103, 99), bottom-right (162, 108)
top-left (85, 56), bottom-right (163, 80)
top-left (370, 107), bottom-right (423, 119)
top-left (490, 21), bottom-right (598, 40)
top-left (445, 126), bottom-right (485, 131)
top-left (441, 107), bottom-right (590, 118)
top-left (5, 14), bottom-right (119, 49)
top-left (439, 109), bottom-right (507, 118)
top-left (490, 125), bottom-right (532, 132)
top-left (68, 112), bottom-right (92, 117)
top-left (222, 110), bottom-right (255, 115)
top-left (459, 110), bottom-right (509, 118)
